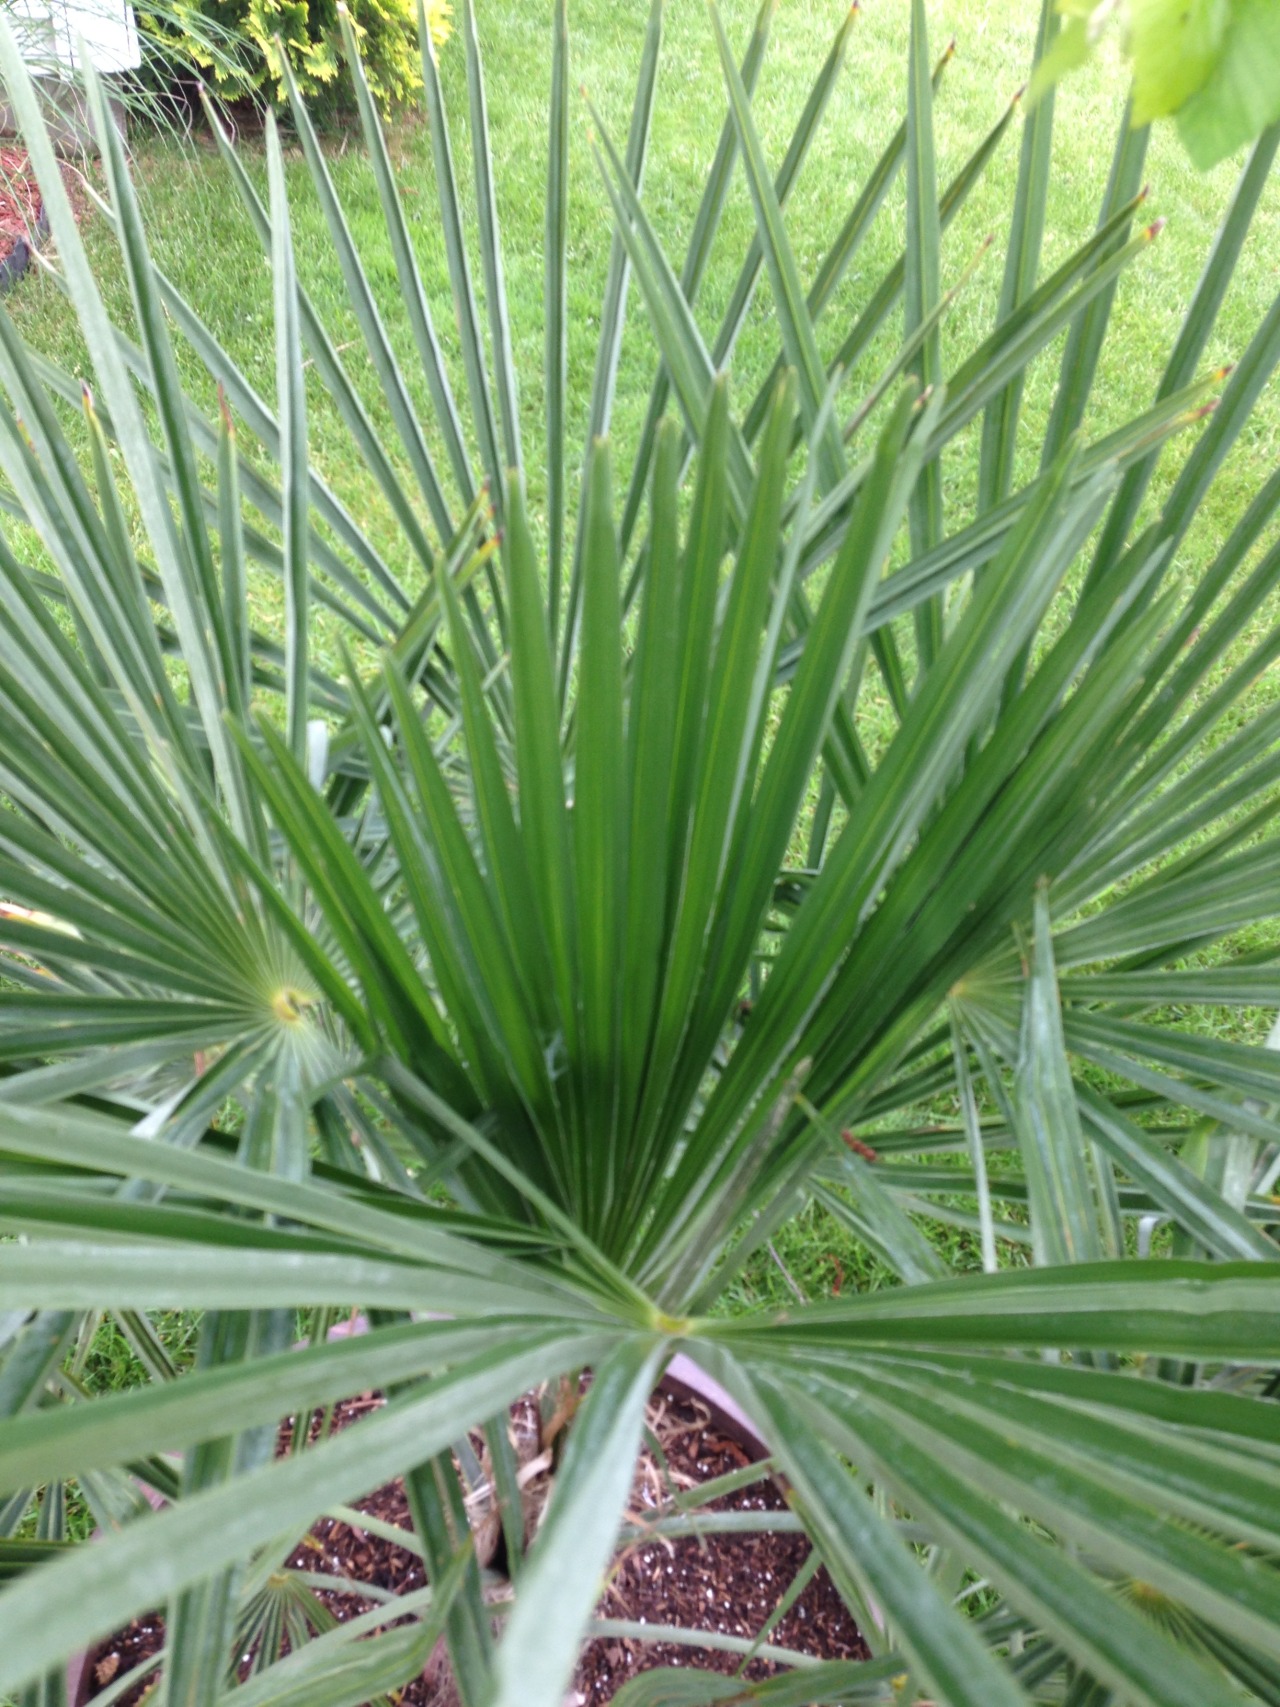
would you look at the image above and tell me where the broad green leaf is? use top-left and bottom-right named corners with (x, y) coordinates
top-left (1132, 0), bottom-right (1230, 123)
top-left (856, 1354), bottom-right (1280, 1556)
top-left (1178, 0), bottom-right (1280, 167)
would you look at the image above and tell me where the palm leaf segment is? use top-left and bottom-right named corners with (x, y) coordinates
top-left (0, 2), bottom-right (1278, 1704)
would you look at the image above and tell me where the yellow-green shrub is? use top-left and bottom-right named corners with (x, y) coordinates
top-left (157, 0), bottom-right (450, 110)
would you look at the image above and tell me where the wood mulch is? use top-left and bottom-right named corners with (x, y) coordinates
top-left (0, 146), bottom-right (43, 269)
top-left (80, 1385), bottom-right (867, 1705)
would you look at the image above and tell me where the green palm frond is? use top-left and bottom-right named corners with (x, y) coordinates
top-left (0, 5), bottom-right (1278, 1706)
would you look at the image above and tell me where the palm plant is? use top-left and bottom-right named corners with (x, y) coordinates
top-left (0, 0), bottom-right (1279, 1702)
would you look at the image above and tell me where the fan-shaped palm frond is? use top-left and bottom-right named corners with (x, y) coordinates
top-left (0, 1), bottom-right (1279, 1704)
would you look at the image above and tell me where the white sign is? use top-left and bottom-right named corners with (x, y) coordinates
top-left (2, 0), bottom-right (141, 74)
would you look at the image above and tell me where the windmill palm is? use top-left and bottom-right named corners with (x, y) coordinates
top-left (0, 2), bottom-right (1278, 1704)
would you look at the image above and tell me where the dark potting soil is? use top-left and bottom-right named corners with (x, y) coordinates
top-left (81, 1389), bottom-right (866, 1705)
top-left (576, 1388), bottom-right (868, 1701)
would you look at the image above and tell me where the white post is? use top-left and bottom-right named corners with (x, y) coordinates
top-left (1, 0), bottom-right (140, 152)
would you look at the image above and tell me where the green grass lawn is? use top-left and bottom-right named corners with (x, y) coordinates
top-left (11, 0), bottom-right (1280, 639)
top-left (7, 0), bottom-right (1280, 1316)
